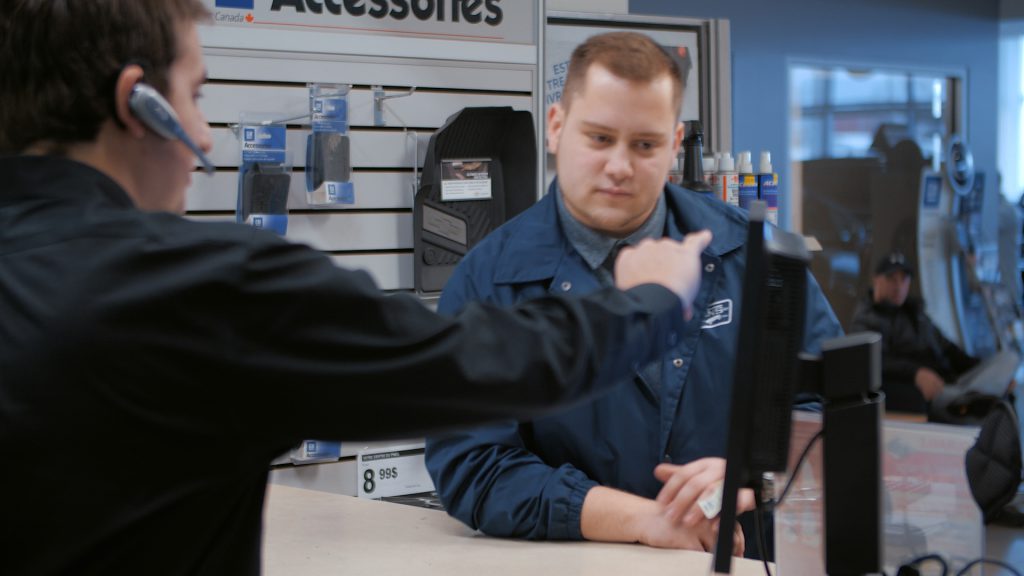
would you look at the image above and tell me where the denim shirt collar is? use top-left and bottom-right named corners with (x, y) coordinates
top-left (555, 185), bottom-right (668, 273)
top-left (492, 179), bottom-right (745, 285)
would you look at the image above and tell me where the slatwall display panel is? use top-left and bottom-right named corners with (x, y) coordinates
top-left (330, 254), bottom-right (415, 293)
top-left (183, 214), bottom-right (414, 292)
top-left (187, 51), bottom-right (535, 292)
top-left (189, 213), bottom-right (414, 252)
top-left (188, 171), bottom-right (416, 211)
top-left (203, 52), bottom-right (535, 93)
top-left (202, 128), bottom-right (432, 169)
top-left (199, 84), bottom-right (533, 128)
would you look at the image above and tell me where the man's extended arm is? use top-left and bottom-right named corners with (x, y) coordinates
top-left (180, 231), bottom-right (708, 442)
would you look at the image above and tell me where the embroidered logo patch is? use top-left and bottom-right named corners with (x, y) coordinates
top-left (702, 299), bottom-right (733, 329)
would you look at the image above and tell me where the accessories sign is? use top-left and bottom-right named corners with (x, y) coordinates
top-left (206, 0), bottom-right (534, 44)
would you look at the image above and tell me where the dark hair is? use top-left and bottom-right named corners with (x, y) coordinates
top-left (560, 31), bottom-right (684, 116)
top-left (0, 0), bottom-right (210, 154)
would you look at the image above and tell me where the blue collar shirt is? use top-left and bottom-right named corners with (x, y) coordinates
top-left (425, 179), bottom-right (842, 542)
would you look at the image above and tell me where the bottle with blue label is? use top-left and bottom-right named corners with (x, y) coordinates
top-left (757, 150), bottom-right (779, 226)
top-left (737, 151), bottom-right (757, 210)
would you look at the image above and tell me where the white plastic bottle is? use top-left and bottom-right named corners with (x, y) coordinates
top-left (702, 155), bottom-right (717, 189)
top-left (737, 151), bottom-right (757, 210)
top-left (714, 152), bottom-right (739, 206)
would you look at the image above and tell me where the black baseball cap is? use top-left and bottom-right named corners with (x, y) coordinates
top-left (875, 252), bottom-right (913, 277)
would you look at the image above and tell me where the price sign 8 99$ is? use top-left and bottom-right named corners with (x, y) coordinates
top-left (356, 444), bottom-right (434, 499)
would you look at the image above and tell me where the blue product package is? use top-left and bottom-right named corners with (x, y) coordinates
top-left (307, 86), bottom-right (355, 206)
top-left (739, 174), bottom-right (758, 210)
top-left (290, 439), bottom-right (343, 464)
top-left (237, 124), bottom-right (289, 234)
top-left (306, 132), bottom-right (354, 205)
top-left (757, 173), bottom-right (779, 226)
top-left (241, 125), bottom-right (286, 163)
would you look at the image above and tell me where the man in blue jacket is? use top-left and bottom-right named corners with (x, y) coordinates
top-left (425, 32), bottom-right (842, 554)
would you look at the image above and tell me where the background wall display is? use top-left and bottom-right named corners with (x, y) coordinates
top-left (544, 11), bottom-right (731, 156)
top-left (189, 1), bottom-right (543, 294)
top-left (195, 1), bottom-right (545, 501)
top-left (545, 17), bottom-right (700, 122)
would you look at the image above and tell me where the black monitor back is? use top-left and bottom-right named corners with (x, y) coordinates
top-left (714, 202), bottom-right (810, 573)
top-left (749, 229), bottom-right (810, 473)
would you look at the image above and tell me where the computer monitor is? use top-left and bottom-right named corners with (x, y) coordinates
top-left (713, 201), bottom-right (810, 574)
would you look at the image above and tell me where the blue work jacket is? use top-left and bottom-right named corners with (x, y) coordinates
top-left (425, 181), bottom-right (842, 541)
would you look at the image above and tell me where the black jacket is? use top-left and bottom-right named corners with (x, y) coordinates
top-left (850, 290), bottom-right (978, 411)
top-left (0, 156), bottom-right (686, 575)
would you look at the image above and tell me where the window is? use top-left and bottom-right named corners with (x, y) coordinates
top-left (788, 63), bottom-right (961, 332)
top-left (997, 32), bottom-right (1024, 202)
top-left (789, 65), bottom-right (954, 163)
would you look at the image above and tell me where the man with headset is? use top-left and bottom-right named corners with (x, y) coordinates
top-left (0, 2), bottom-right (713, 574)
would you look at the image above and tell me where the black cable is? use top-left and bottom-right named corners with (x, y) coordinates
top-left (898, 554), bottom-right (948, 576)
top-left (955, 558), bottom-right (1023, 576)
top-left (775, 429), bottom-right (824, 507)
top-left (752, 427), bottom-right (822, 575)
top-left (753, 489), bottom-right (773, 576)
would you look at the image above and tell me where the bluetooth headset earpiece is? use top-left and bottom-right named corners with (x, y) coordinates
top-left (128, 83), bottom-right (215, 175)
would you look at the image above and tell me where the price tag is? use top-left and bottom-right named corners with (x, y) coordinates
top-left (440, 158), bottom-right (493, 201)
top-left (356, 443), bottom-right (434, 499)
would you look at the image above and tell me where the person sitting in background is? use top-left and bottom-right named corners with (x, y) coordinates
top-left (850, 252), bottom-right (981, 413)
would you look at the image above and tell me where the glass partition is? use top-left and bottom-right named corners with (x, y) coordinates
top-left (789, 63), bottom-right (961, 331)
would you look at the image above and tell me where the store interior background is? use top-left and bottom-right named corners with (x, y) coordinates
top-left (625, 0), bottom-right (1024, 564)
top-left (232, 0), bottom-right (1024, 570)
top-left (632, 0), bottom-right (1000, 227)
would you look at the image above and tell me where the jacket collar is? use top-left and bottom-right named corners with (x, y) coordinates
top-left (867, 288), bottom-right (923, 315)
top-left (493, 179), bottom-right (747, 284)
top-left (0, 155), bottom-right (134, 208)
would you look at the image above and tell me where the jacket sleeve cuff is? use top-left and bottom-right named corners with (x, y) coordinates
top-left (563, 476), bottom-right (600, 541)
top-left (624, 283), bottom-right (687, 320)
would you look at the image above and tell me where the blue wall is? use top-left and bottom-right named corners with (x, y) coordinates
top-left (631, 0), bottom-right (1000, 230)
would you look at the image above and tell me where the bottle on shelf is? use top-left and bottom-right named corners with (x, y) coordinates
top-left (680, 120), bottom-right (713, 194)
top-left (714, 151), bottom-right (739, 206)
top-left (757, 150), bottom-right (779, 225)
top-left (737, 151), bottom-right (757, 210)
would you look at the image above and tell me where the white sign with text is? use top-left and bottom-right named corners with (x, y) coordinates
top-left (203, 0), bottom-right (535, 45)
top-left (357, 443), bottom-right (434, 499)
